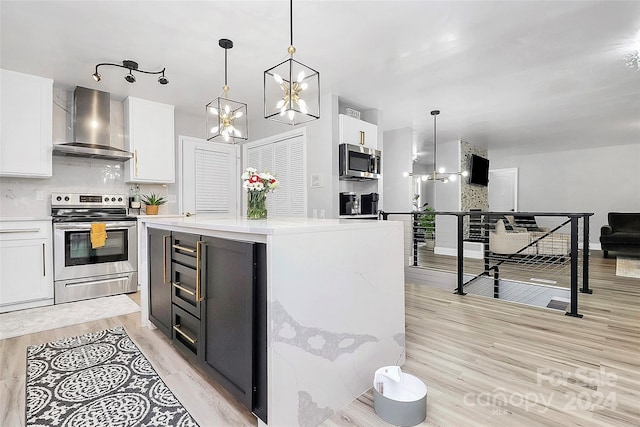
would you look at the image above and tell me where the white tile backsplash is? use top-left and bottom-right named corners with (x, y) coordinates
top-left (0, 156), bottom-right (167, 218)
top-left (2, 87), bottom-right (167, 219)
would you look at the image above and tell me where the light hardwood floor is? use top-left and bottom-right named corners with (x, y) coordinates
top-left (1, 253), bottom-right (638, 427)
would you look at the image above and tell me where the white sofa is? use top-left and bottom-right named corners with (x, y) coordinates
top-left (489, 219), bottom-right (570, 256)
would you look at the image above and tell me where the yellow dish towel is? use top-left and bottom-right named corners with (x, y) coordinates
top-left (90, 223), bottom-right (107, 249)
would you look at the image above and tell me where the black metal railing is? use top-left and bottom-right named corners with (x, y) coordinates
top-left (379, 210), bottom-right (593, 317)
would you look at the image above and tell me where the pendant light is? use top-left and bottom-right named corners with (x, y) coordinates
top-left (403, 110), bottom-right (468, 182)
top-left (206, 39), bottom-right (248, 143)
top-left (264, 0), bottom-right (320, 125)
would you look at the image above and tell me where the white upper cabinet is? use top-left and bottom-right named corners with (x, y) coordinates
top-left (124, 96), bottom-right (175, 183)
top-left (0, 69), bottom-right (53, 177)
top-left (339, 114), bottom-right (378, 149)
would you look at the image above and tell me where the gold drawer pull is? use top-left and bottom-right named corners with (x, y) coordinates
top-left (173, 244), bottom-right (196, 253)
top-left (172, 282), bottom-right (195, 296)
top-left (163, 235), bottom-right (170, 284)
top-left (196, 241), bottom-right (204, 302)
top-left (173, 325), bottom-right (197, 344)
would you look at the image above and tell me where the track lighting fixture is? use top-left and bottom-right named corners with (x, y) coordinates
top-left (92, 60), bottom-right (168, 85)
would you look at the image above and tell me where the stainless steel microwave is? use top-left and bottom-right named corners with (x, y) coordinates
top-left (339, 143), bottom-right (381, 180)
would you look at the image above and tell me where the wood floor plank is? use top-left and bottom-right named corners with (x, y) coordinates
top-left (1, 251), bottom-right (638, 427)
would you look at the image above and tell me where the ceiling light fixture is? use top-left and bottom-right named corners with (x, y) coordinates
top-left (264, 0), bottom-right (320, 125)
top-left (92, 60), bottom-right (168, 85)
top-left (623, 31), bottom-right (640, 71)
top-left (206, 39), bottom-right (248, 143)
top-left (403, 110), bottom-right (468, 183)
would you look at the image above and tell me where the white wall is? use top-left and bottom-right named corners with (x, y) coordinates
top-left (382, 127), bottom-right (413, 212)
top-left (434, 139), bottom-right (462, 253)
top-left (490, 143), bottom-right (640, 244)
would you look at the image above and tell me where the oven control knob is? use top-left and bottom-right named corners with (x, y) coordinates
top-left (104, 197), bottom-right (109, 202)
top-left (117, 197), bottom-right (123, 202)
top-left (111, 197), bottom-right (116, 202)
top-left (56, 196), bottom-right (62, 201)
top-left (64, 196), bottom-right (70, 201)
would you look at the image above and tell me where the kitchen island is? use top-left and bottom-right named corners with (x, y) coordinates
top-left (137, 216), bottom-right (405, 427)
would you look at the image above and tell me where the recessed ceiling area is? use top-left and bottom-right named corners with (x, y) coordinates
top-left (1, 1), bottom-right (638, 164)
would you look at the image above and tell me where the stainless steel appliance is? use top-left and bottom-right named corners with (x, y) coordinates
top-left (360, 192), bottom-right (379, 215)
top-left (52, 87), bottom-right (134, 161)
top-left (340, 192), bottom-right (358, 215)
top-left (339, 143), bottom-right (381, 180)
top-left (51, 193), bottom-right (137, 304)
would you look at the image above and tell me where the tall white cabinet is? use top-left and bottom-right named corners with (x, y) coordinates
top-left (124, 96), bottom-right (175, 183)
top-left (0, 69), bottom-right (53, 177)
top-left (0, 220), bottom-right (54, 313)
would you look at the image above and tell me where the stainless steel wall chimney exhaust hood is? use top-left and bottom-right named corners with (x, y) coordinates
top-left (53, 87), bottom-right (134, 161)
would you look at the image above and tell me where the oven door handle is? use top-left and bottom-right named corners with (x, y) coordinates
top-left (54, 222), bottom-right (137, 230)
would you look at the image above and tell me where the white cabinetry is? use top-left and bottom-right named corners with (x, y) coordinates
top-left (0, 220), bottom-right (54, 313)
top-left (124, 96), bottom-right (175, 183)
top-left (0, 69), bottom-right (53, 177)
top-left (339, 114), bottom-right (378, 149)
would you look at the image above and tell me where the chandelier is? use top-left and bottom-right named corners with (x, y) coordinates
top-left (206, 39), bottom-right (248, 143)
top-left (623, 30), bottom-right (640, 71)
top-left (403, 110), bottom-right (468, 183)
top-left (92, 60), bottom-right (168, 85)
top-left (264, 0), bottom-right (320, 125)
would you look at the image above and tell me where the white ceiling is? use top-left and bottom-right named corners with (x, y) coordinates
top-left (1, 1), bottom-right (639, 162)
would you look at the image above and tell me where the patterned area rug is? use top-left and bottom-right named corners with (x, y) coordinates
top-left (616, 256), bottom-right (640, 278)
top-left (26, 326), bottom-right (199, 427)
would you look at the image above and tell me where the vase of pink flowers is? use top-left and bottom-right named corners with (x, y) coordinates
top-left (242, 167), bottom-right (279, 219)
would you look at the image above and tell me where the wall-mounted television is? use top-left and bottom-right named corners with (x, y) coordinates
top-left (469, 154), bottom-right (489, 186)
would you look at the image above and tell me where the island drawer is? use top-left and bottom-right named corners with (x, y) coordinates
top-left (171, 262), bottom-right (202, 318)
top-left (172, 304), bottom-right (202, 362)
top-left (172, 232), bottom-right (202, 268)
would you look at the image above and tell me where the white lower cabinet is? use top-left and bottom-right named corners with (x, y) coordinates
top-left (0, 221), bottom-right (54, 313)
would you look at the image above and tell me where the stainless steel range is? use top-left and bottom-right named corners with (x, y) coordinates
top-left (51, 193), bottom-right (137, 304)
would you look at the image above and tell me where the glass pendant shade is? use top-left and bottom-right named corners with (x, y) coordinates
top-left (264, 57), bottom-right (320, 125)
top-left (206, 95), bottom-right (248, 142)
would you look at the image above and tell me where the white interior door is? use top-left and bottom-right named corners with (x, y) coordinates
top-left (488, 168), bottom-right (518, 212)
top-left (179, 136), bottom-right (240, 217)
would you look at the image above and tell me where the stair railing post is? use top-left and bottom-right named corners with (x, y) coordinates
top-left (455, 213), bottom-right (466, 295)
top-left (580, 214), bottom-right (592, 294)
top-left (566, 216), bottom-right (583, 318)
top-left (412, 213), bottom-right (418, 267)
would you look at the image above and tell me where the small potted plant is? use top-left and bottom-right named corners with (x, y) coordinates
top-left (415, 202), bottom-right (436, 250)
top-left (141, 193), bottom-right (166, 215)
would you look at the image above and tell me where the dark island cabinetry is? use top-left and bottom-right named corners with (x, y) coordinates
top-left (147, 228), bottom-right (267, 423)
top-left (147, 227), bottom-right (172, 338)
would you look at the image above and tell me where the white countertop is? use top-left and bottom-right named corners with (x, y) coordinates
top-left (138, 214), bottom-right (397, 235)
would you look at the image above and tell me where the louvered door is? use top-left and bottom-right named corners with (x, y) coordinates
top-left (243, 131), bottom-right (306, 218)
top-left (180, 136), bottom-right (240, 217)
